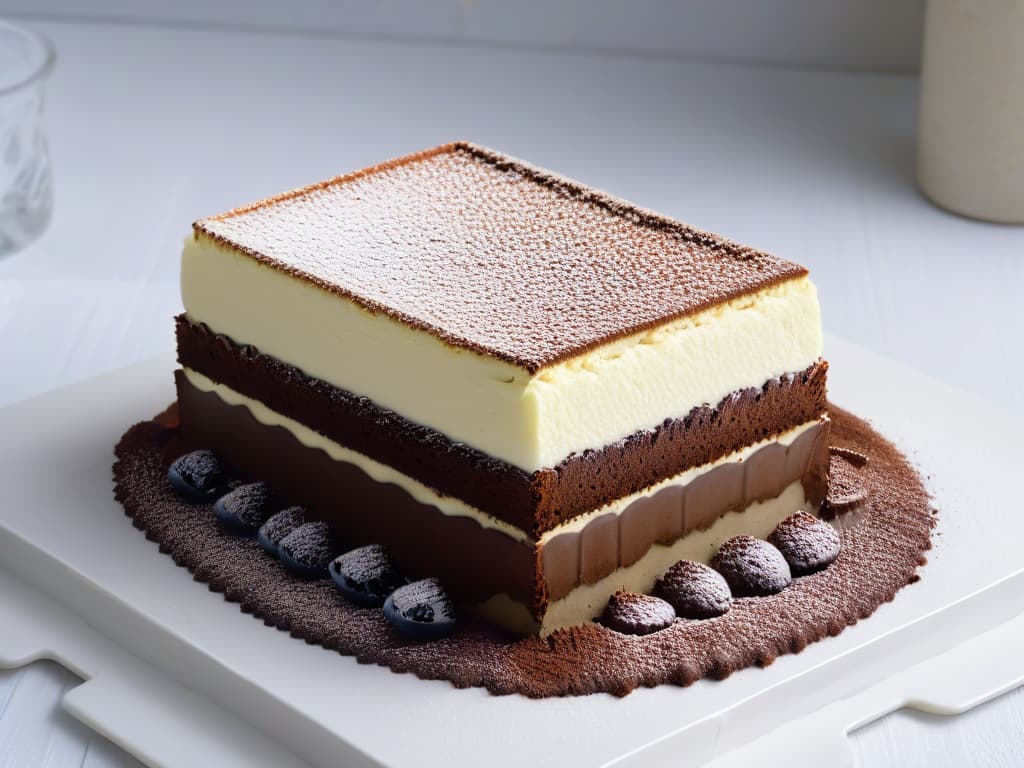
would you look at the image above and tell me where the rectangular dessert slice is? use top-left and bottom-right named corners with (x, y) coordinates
top-left (175, 142), bottom-right (829, 634)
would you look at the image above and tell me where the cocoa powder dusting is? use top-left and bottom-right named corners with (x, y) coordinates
top-left (194, 142), bottom-right (806, 372)
top-left (113, 403), bottom-right (933, 698)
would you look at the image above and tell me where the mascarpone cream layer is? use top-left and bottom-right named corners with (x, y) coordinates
top-left (183, 232), bottom-right (823, 471)
top-left (480, 481), bottom-right (810, 635)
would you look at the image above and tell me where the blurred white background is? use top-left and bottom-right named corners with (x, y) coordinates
top-left (3, 0), bottom-right (927, 72)
top-left (0, 2), bottom-right (1020, 767)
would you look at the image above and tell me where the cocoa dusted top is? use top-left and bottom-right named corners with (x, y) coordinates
top-left (194, 142), bottom-right (807, 372)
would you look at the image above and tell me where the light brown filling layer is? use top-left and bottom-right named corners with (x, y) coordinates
top-left (483, 482), bottom-right (810, 635)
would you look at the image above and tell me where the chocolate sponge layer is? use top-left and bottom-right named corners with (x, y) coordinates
top-left (176, 316), bottom-right (828, 534)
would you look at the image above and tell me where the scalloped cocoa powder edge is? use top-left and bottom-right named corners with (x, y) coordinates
top-left (113, 403), bottom-right (933, 698)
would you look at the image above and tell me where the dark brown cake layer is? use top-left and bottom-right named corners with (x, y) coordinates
top-left (176, 373), bottom-right (827, 621)
top-left (176, 316), bottom-right (829, 535)
top-left (195, 142), bottom-right (808, 371)
top-left (114, 404), bottom-right (934, 697)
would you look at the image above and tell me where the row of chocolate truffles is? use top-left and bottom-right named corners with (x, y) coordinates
top-left (167, 448), bottom-right (842, 641)
top-left (601, 511), bottom-right (842, 636)
top-left (167, 450), bottom-right (456, 640)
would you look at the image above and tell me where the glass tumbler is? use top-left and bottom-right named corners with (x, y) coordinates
top-left (0, 19), bottom-right (55, 256)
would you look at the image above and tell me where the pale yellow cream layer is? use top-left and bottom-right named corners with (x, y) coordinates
top-left (182, 233), bottom-right (823, 471)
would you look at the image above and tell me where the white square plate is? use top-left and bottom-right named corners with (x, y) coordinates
top-left (1, 336), bottom-right (1022, 768)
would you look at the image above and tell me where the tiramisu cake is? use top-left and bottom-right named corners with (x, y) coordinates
top-left (115, 140), bottom-right (935, 696)
top-left (172, 141), bottom-right (829, 635)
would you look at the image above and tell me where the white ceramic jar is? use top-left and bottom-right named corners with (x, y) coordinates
top-left (917, 0), bottom-right (1024, 223)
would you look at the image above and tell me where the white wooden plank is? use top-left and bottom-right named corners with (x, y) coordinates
top-left (81, 736), bottom-right (147, 768)
top-left (0, 668), bottom-right (26, 724)
top-left (853, 687), bottom-right (1024, 768)
top-left (0, 663), bottom-right (85, 768)
top-left (0, 664), bottom-right (145, 768)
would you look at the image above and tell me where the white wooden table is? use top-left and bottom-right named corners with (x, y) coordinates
top-left (0, 14), bottom-right (1021, 768)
